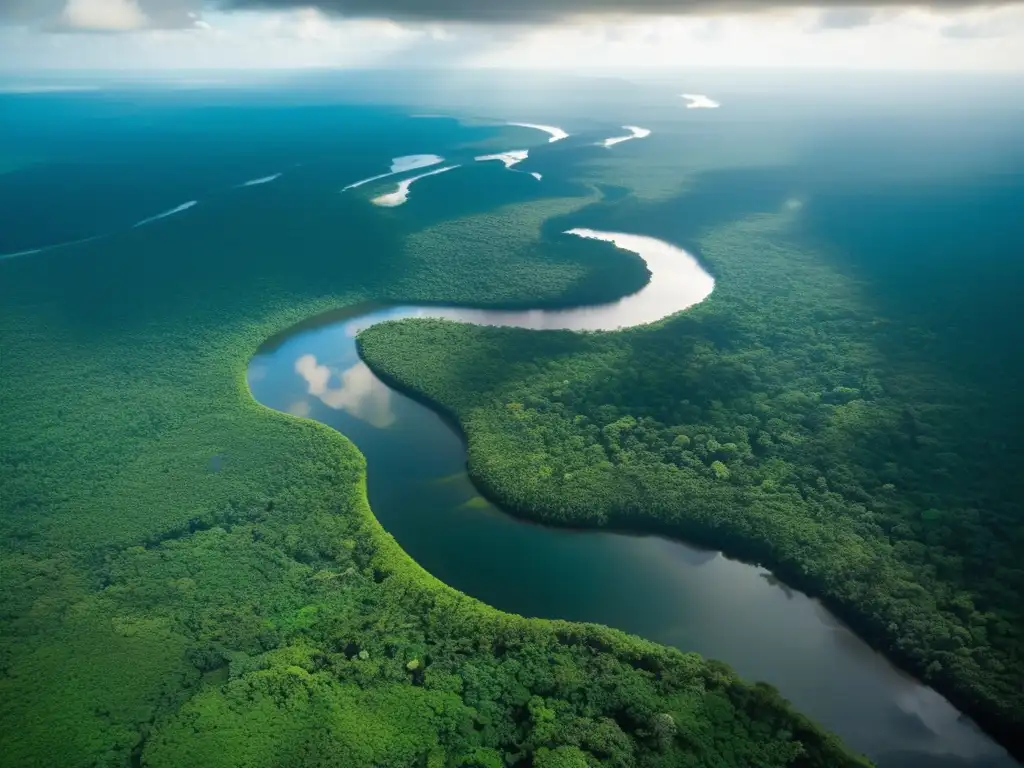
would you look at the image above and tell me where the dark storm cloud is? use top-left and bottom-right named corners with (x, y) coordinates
top-left (0, 0), bottom-right (65, 24)
top-left (0, 0), bottom-right (202, 29)
top-left (135, 0), bottom-right (202, 27)
top-left (222, 0), bottom-right (1018, 23)
top-left (0, 0), bottom-right (1016, 31)
top-left (814, 7), bottom-right (877, 27)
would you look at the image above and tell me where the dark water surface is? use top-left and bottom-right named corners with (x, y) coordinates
top-left (248, 232), bottom-right (1016, 768)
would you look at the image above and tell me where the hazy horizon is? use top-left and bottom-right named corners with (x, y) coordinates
top-left (1, 1), bottom-right (1023, 72)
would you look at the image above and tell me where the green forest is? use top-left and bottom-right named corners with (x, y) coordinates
top-left (6, 87), bottom-right (1023, 766)
top-left (358, 202), bottom-right (1024, 759)
top-left (0, 149), bottom-right (868, 768)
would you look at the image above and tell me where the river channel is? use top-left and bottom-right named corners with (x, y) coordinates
top-left (247, 229), bottom-right (1016, 768)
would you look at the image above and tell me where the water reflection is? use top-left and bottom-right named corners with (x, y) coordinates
top-left (287, 399), bottom-right (311, 418)
top-left (371, 165), bottom-right (460, 208)
top-left (420, 230), bottom-right (714, 331)
top-left (294, 354), bottom-right (396, 428)
top-left (247, 363), bottom-right (267, 383)
top-left (248, 228), bottom-right (1017, 768)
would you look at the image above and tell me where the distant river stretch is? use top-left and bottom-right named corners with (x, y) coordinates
top-left (249, 228), bottom-right (1017, 768)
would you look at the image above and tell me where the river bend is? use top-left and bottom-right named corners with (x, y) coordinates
top-left (248, 229), bottom-right (1015, 768)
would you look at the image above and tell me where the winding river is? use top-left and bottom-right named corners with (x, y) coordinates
top-left (248, 229), bottom-right (1016, 768)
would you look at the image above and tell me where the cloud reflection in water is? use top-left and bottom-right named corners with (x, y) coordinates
top-left (294, 354), bottom-right (396, 428)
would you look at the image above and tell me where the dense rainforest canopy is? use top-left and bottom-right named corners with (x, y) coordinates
top-left (0, 96), bottom-right (874, 768)
top-left (359, 179), bottom-right (1024, 758)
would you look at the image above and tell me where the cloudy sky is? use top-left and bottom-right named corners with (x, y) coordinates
top-left (1, 0), bottom-right (1023, 72)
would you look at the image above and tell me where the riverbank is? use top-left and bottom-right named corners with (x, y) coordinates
top-left (247, 220), bottom-right (1014, 764)
top-left (354, 211), bottom-right (1023, 766)
top-left (2, 182), bottom-right (868, 766)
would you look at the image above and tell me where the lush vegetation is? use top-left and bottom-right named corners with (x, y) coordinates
top-left (0, 107), bottom-right (866, 768)
top-left (359, 201), bottom-right (1024, 759)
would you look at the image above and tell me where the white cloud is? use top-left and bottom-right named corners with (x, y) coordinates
top-left (0, 9), bottom-right (437, 69)
top-left (814, 7), bottom-right (879, 30)
top-left (295, 355), bottom-right (396, 428)
top-left (61, 0), bottom-right (148, 31)
top-left (463, 9), bottom-right (1024, 71)
top-left (940, 5), bottom-right (1024, 39)
top-left (2, 5), bottom-right (1024, 71)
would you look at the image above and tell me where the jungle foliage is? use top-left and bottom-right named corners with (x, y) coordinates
top-left (0, 116), bottom-right (865, 768)
top-left (359, 205), bottom-right (1024, 759)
